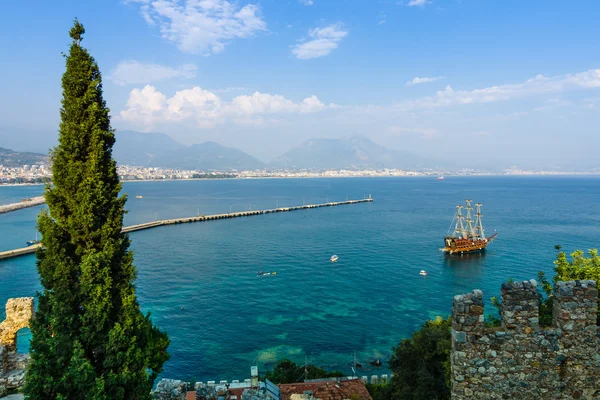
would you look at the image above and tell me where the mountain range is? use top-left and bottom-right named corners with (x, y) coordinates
top-left (115, 131), bottom-right (435, 171)
top-left (271, 136), bottom-right (432, 170)
top-left (0, 128), bottom-right (436, 171)
top-left (2, 128), bottom-right (594, 172)
top-left (0, 147), bottom-right (49, 168)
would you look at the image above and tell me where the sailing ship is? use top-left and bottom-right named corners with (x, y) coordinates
top-left (441, 199), bottom-right (498, 255)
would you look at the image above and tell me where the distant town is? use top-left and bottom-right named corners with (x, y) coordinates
top-left (1, 163), bottom-right (598, 185)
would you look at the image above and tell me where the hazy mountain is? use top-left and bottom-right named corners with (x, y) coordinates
top-left (153, 141), bottom-right (265, 171)
top-left (0, 147), bottom-right (49, 167)
top-left (270, 136), bottom-right (433, 170)
top-left (112, 130), bottom-right (185, 167)
top-left (112, 131), bottom-right (264, 171)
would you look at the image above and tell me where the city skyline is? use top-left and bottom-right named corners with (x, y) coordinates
top-left (1, 0), bottom-right (599, 167)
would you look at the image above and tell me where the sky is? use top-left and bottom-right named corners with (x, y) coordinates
top-left (1, 0), bottom-right (599, 168)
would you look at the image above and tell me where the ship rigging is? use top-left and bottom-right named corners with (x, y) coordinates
top-left (441, 199), bottom-right (498, 255)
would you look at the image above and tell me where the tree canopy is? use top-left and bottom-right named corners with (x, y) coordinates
top-left (385, 316), bottom-right (451, 400)
top-left (24, 19), bottom-right (169, 399)
top-left (264, 359), bottom-right (345, 384)
top-left (552, 248), bottom-right (600, 323)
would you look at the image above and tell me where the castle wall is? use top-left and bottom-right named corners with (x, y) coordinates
top-left (0, 297), bottom-right (34, 352)
top-left (451, 280), bottom-right (600, 399)
top-left (0, 297), bottom-right (34, 390)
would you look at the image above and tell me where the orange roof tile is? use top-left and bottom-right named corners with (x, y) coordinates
top-left (278, 378), bottom-right (373, 400)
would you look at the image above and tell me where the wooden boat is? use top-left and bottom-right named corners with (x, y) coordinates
top-left (441, 199), bottom-right (498, 255)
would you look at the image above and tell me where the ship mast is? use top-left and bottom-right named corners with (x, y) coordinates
top-left (453, 205), bottom-right (467, 238)
top-left (464, 199), bottom-right (476, 238)
top-left (475, 203), bottom-right (485, 239)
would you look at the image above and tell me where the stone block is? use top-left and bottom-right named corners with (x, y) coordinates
top-left (154, 379), bottom-right (186, 400)
top-left (451, 279), bottom-right (600, 400)
top-left (0, 298), bottom-right (34, 352)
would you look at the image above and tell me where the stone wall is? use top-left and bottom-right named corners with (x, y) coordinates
top-left (0, 297), bottom-right (34, 352)
top-left (0, 297), bottom-right (34, 392)
top-left (451, 280), bottom-right (600, 399)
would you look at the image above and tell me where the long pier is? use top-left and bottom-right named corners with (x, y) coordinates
top-left (0, 198), bottom-right (372, 260)
top-left (0, 196), bottom-right (45, 214)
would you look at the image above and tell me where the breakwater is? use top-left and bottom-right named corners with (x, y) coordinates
top-left (0, 196), bottom-right (45, 214)
top-left (0, 198), bottom-right (373, 260)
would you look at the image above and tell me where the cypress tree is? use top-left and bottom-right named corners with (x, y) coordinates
top-left (24, 20), bottom-right (170, 399)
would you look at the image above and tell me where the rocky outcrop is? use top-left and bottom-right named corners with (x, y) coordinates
top-left (0, 298), bottom-right (34, 393)
top-left (0, 298), bottom-right (34, 352)
top-left (153, 379), bottom-right (187, 400)
top-left (451, 280), bottom-right (600, 399)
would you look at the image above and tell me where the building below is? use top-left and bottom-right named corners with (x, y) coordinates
top-left (153, 376), bottom-right (373, 400)
top-left (279, 378), bottom-right (373, 400)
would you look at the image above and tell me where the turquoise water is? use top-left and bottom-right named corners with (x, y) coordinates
top-left (1, 177), bottom-right (599, 382)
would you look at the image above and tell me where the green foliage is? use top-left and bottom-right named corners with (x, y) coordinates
top-left (484, 296), bottom-right (503, 327)
top-left (484, 314), bottom-right (502, 328)
top-left (552, 248), bottom-right (600, 323)
top-left (264, 359), bottom-right (345, 384)
top-left (24, 20), bottom-right (169, 400)
top-left (536, 271), bottom-right (554, 327)
top-left (553, 249), bottom-right (600, 283)
top-left (387, 316), bottom-right (451, 400)
top-left (366, 383), bottom-right (394, 400)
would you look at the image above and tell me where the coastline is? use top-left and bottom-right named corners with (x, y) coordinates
top-left (1, 172), bottom-right (600, 188)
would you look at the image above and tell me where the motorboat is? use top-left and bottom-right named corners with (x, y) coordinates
top-left (330, 255), bottom-right (339, 262)
top-left (420, 270), bottom-right (427, 276)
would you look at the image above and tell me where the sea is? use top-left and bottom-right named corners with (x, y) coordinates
top-left (1, 176), bottom-right (599, 382)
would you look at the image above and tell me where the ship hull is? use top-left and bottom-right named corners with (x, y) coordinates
top-left (441, 243), bottom-right (488, 255)
top-left (441, 233), bottom-right (498, 255)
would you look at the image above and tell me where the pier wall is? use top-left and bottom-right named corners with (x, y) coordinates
top-left (0, 198), bottom-right (373, 260)
top-left (0, 196), bottom-right (45, 214)
top-left (451, 280), bottom-right (600, 399)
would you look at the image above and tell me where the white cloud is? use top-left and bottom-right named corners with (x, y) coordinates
top-left (292, 24), bottom-right (348, 59)
top-left (407, 0), bottom-right (431, 6)
top-left (119, 68), bottom-right (600, 130)
top-left (166, 87), bottom-right (222, 128)
top-left (119, 85), bottom-right (168, 128)
top-left (132, 0), bottom-right (266, 54)
top-left (120, 85), bottom-right (333, 129)
top-left (400, 69), bottom-right (600, 110)
top-left (109, 61), bottom-right (197, 85)
top-left (405, 76), bottom-right (445, 86)
top-left (299, 0), bottom-right (313, 5)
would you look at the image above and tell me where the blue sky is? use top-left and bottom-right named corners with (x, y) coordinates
top-left (1, 0), bottom-right (599, 167)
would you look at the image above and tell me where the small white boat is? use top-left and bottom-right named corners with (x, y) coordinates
top-left (330, 255), bottom-right (339, 262)
top-left (420, 270), bottom-right (427, 276)
top-left (437, 176), bottom-right (444, 181)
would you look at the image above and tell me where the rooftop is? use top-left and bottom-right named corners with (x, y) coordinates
top-left (278, 378), bottom-right (373, 400)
